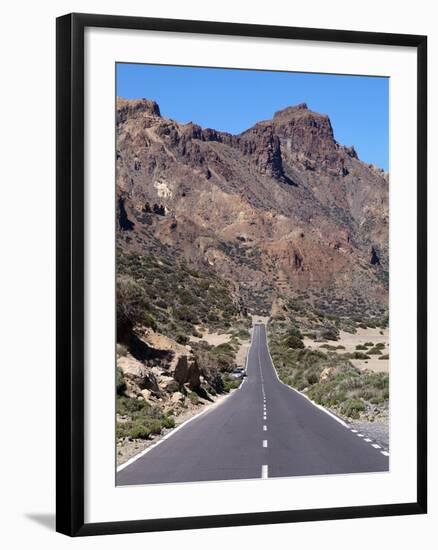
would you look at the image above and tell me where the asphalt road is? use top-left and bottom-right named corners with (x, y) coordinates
top-left (117, 324), bottom-right (389, 485)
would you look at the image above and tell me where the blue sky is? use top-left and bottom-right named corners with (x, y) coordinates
top-left (117, 63), bottom-right (389, 171)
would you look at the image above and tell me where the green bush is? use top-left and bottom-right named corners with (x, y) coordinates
top-left (284, 334), bottom-right (305, 349)
top-left (188, 391), bottom-right (199, 404)
top-left (341, 399), bottom-right (366, 419)
top-left (351, 351), bottom-right (371, 360)
top-left (116, 367), bottom-right (126, 396)
top-left (379, 354), bottom-right (389, 360)
top-left (320, 326), bottom-right (339, 341)
top-left (176, 333), bottom-right (189, 345)
top-left (117, 417), bottom-right (163, 440)
top-left (356, 344), bottom-right (367, 350)
top-left (117, 396), bottom-right (150, 416)
top-left (116, 275), bottom-right (157, 337)
top-left (162, 416), bottom-right (175, 429)
top-left (306, 371), bottom-right (319, 385)
top-left (368, 347), bottom-right (382, 355)
top-left (286, 325), bottom-right (303, 339)
top-left (320, 344), bottom-right (346, 351)
top-left (165, 380), bottom-right (180, 393)
top-left (222, 375), bottom-right (241, 392)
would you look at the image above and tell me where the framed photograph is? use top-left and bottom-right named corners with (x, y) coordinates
top-left (56, 12), bottom-right (427, 536)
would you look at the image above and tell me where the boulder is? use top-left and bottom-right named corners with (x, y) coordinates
top-left (118, 355), bottom-right (160, 395)
top-left (140, 388), bottom-right (152, 401)
top-left (171, 391), bottom-right (185, 404)
top-left (138, 329), bottom-right (201, 390)
top-left (172, 354), bottom-right (201, 390)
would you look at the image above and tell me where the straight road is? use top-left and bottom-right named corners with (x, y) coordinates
top-left (117, 324), bottom-right (388, 485)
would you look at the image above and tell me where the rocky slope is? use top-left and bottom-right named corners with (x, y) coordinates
top-left (116, 98), bottom-right (388, 317)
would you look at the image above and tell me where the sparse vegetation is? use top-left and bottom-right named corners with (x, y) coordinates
top-left (285, 334), bottom-right (305, 349)
top-left (349, 351), bottom-right (371, 360)
top-left (319, 344), bottom-right (345, 351)
top-left (116, 367), bottom-right (126, 396)
top-left (268, 321), bottom-right (389, 421)
top-left (117, 248), bottom-right (242, 342)
top-left (116, 396), bottom-right (175, 440)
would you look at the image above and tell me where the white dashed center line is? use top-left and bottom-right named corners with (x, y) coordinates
top-left (349, 426), bottom-right (389, 457)
top-left (263, 440), bottom-right (268, 448)
top-left (261, 465), bottom-right (268, 479)
top-left (263, 425), bottom-right (267, 431)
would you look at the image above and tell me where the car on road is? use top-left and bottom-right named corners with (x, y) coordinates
top-left (231, 367), bottom-right (247, 379)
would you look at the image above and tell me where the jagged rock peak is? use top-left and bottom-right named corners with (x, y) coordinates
top-left (274, 103), bottom-right (309, 118)
top-left (117, 97), bottom-right (161, 118)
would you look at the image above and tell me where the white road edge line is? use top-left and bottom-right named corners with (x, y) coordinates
top-left (263, 440), bottom-right (268, 448)
top-left (262, 325), bottom-right (349, 428)
top-left (261, 465), bottom-right (268, 479)
top-left (381, 451), bottom-right (390, 457)
top-left (357, 434), bottom-right (364, 438)
top-left (364, 438), bottom-right (372, 442)
top-left (372, 443), bottom-right (381, 449)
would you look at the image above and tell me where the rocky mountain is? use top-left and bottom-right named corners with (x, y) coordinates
top-left (116, 97), bottom-right (388, 318)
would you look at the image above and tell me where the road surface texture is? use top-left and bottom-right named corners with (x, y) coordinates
top-left (117, 324), bottom-right (389, 485)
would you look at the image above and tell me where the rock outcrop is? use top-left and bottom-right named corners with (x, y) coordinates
top-left (116, 97), bottom-right (389, 314)
top-left (118, 355), bottom-right (160, 397)
top-left (117, 328), bottom-right (202, 401)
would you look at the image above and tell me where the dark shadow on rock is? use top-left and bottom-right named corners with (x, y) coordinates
top-left (195, 386), bottom-right (213, 402)
top-left (25, 513), bottom-right (55, 531)
top-left (282, 174), bottom-right (298, 187)
top-left (129, 332), bottom-right (171, 363)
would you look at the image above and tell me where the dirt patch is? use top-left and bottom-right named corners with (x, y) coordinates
top-left (303, 327), bottom-right (389, 373)
top-left (189, 331), bottom-right (232, 346)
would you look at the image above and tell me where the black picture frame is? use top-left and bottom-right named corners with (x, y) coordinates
top-left (56, 12), bottom-right (427, 537)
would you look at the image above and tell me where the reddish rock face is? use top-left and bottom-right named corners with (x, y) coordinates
top-left (239, 123), bottom-right (286, 181)
top-left (116, 97), bottom-right (388, 313)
